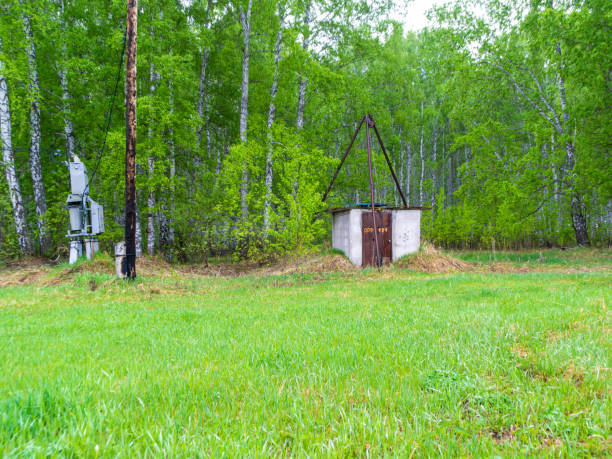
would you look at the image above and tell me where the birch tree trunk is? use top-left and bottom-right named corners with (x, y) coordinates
top-left (291, 4), bottom-right (310, 228)
top-left (565, 140), bottom-right (589, 246)
top-left (296, 2), bottom-right (311, 130)
top-left (403, 141), bottom-right (411, 205)
top-left (135, 206), bottom-right (143, 257)
top-left (447, 150), bottom-right (453, 206)
top-left (159, 82), bottom-right (175, 260)
top-left (550, 133), bottom-right (562, 231)
top-left (556, 44), bottom-right (589, 245)
top-left (58, 67), bottom-right (75, 158)
top-left (218, 143), bottom-right (227, 178)
top-left (239, 0), bottom-right (252, 220)
top-left (198, 0), bottom-right (212, 166)
top-left (205, 111), bottom-right (211, 160)
top-left (216, 126), bottom-right (224, 178)
top-left (396, 128), bottom-right (403, 207)
top-left (0, 39), bottom-right (32, 254)
top-left (147, 60), bottom-right (158, 255)
top-left (431, 101), bottom-right (438, 213)
top-left (168, 136), bottom-right (175, 255)
top-left (263, 4), bottom-right (284, 234)
top-left (419, 101), bottom-right (425, 206)
top-left (440, 124), bottom-right (446, 211)
top-left (196, 49), bottom-right (208, 162)
top-left (58, 0), bottom-right (74, 158)
top-left (22, 12), bottom-right (49, 254)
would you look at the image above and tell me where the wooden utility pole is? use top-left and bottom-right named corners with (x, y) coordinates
top-left (124, 0), bottom-right (137, 279)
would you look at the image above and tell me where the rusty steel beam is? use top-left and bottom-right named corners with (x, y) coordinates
top-left (370, 119), bottom-right (408, 208)
top-left (321, 115), bottom-right (366, 202)
top-left (365, 114), bottom-right (381, 268)
top-left (322, 114), bottom-right (408, 210)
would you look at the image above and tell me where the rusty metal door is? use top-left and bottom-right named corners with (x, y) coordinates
top-left (362, 212), bottom-right (392, 267)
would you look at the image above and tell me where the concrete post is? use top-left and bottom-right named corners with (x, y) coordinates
top-left (68, 240), bottom-right (82, 265)
top-left (115, 241), bottom-right (126, 279)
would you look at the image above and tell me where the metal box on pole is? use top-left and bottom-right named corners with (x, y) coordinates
top-left (65, 156), bottom-right (105, 264)
top-left (69, 162), bottom-right (88, 195)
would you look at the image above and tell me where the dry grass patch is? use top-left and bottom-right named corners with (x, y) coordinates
top-left (135, 252), bottom-right (356, 278)
top-left (261, 253), bottom-right (356, 276)
top-left (0, 257), bottom-right (56, 287)
top-left (1, 252), bottom-right (358, 287)
top-left (2, 245), bottom-right (610, 286)
top-left (490, 427), bottom-right (516, 443)
top-left (394, 243), bottom-right (474, 273)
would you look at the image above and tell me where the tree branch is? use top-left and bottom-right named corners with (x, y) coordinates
top-left (483, 60), bottom-right (561, 133)
top-left (522, 66), bottom-right (562, 131)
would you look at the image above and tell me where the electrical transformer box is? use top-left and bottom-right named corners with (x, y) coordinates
top-left (89, 199), bottom-right (105, 235)
top-left (69, 161), bottom-right (88, 195)
top-left (65, 156), bottom-right (104, 264)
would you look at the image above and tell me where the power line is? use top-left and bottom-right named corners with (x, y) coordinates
top-left (84, 30), bottom-right (127, 196)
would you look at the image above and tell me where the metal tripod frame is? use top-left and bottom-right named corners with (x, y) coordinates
top-left (322, 114), bottom-right (408, 267)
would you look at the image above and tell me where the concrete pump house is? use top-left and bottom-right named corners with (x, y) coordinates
top-left (329, 205), bottom-right (428, 267)
top-left (321, 114), bottom-right (430, 268)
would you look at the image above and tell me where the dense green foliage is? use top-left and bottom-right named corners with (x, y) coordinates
top-left (0, 254), bottom-right (610, 454)
top-left (0, 0), bottom-right (610, 260)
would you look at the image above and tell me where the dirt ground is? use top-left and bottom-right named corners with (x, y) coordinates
top-left (0, 245), bottom-right (609, 287)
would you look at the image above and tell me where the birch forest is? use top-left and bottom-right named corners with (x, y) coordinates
top-left (0, 0), bottom-right (610, 261)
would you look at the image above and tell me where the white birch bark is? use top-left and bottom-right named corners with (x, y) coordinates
top-left (239, 0), bottom-right (252, 220)
top-left (431, 100), bottom-right (438, 212)
top-left (216, 126), bottom-right (224, 177)
top-left (168, 135), bottom-right (175, 250)
top-left (58, 67), bottom-right (75, 158)
top-left (196, 49), bottom-right (208, 158)
top-left (556, 43), bottom-right (589, 245)
top-left (58, 0), bottom-right (74, 158)
top-left (135, 206), bottom-right (143, 257)
top-left (296, 2), bottom-right (311, 130)
top-left (147, 60), bottom-right (158, 255)
top-left (447, 149), bottom-right (453, 206)
top-left (396, 128), bottom-right (403, 207)
top-left (196, 0), bottom-right (212, 167)
top-left (441, 124), bottom-right (447, 211)
top-left (404, 142), bottom-right (411, 205)
top-left (205, 111), bottom-right (211, 159)
top-left (159, 82), bottom-right (175, 259)
top-left (218, 143), bottom-right (227, 178)
top-left (0, 39), bottom-right (32, 254)
top-left (419, 101), bottom-right (425, 206)
top-left (263, 4), bottom-right (285, 234)
top-left (238, 2), bottom-right (251, 140)
top-left (22, 11), bottom-right (49, 253)
top-left (290, 2), bottom-right (311, 224)
top-left (550, 133), bottom-right (562, 230)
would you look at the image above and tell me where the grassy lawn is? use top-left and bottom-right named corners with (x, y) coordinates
top-left (0, 255), bottom-right (610, 455)
top-left (449, 247), bottom-right (612, 270)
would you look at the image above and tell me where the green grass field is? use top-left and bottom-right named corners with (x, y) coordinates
top-left (450, 247), bottom-right (612, 270)
top-left (0, 251), bottom-right (610, 456)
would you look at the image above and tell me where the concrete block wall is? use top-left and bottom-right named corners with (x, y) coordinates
top-left (331, 210), bottom-right (351, 260)
top-left (332, 208), bottom-right (421, 267)
top-left (390, 209), bottom-right (421, 261)
top-left (332, 209), bottom-right (364, 267)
